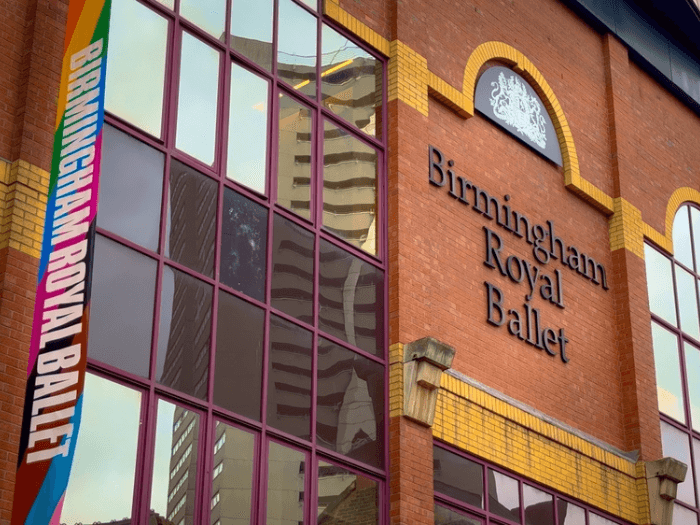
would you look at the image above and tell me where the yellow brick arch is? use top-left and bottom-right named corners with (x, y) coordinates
top-left (660, 187), bottom-right (700, 254)
top-left (460, 42), bottom-right (610, 212)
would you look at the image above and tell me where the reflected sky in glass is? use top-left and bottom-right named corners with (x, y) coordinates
top-left (685, 343), bottom-right (700, 432)
top-left (177, 32), bottom-right (220, 165)
top-left (181, 0), bottom-right (225, 38)
top-left (661, 420), bottom-right (696, 506)
top-left (228, 64), bottom-right (269, 194)
top-left (674, 207), bottom-right (694, 270)
top-left (278, 0), bottom-right (317, 98)
top-left (62, 374), bottom-right (140, 525)
top-left (230, 0), bottom-right (273, 71)
top-left (106, 0), bottom-right (167, 137)
top-left (676, 265), bottom-right (700, 340)
top-left (644, 244), bottom-right (677, 326)
top-left (652, 322), bottom-right (685, 422)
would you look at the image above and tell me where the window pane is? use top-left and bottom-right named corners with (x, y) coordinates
top-left (165, 159), bottom-right (218, 277)
top-left (89, 235), bottom-right (156, 377)
top-left (322, 25), bottom-right (382, 138)
top-left (271, 214), bottom-right (314, 323)
top-left (433, 446), bottom-right (484, 508)
top-left (559, 500), bottom-right (586, 525)
top-left (181, 0), bottom-right (225, 38)
top-left (677, 265), bottom-right (700, 340)
top-left (211, 422), bottom-right (255, 525)
top-left (228, 65), bottom-right (269, 194)
top-left (589, 514), bottom-right (619, 525)
top-left (62, 374), bottom-right (141, 524)
top-left (317, 338), bottom-right (384, 468)
top-left (695, 438), bottom-right (700, 508)
top-left (267, 315), bottom-right (312, 439)
top-left (151, 401), bottom-right (200, 524)
top-left (674, 207), bottom-right (694, 270)
top-left (434, 504), bottom-right (481, 525)
top-left (267, 442), bottom-right (306, 524)
top-left (661, 421), bottom-right (696, 506)
top-left (692, 208), bottom-right (700, 273)
top-left (277, 0), bottom-right (317, 98)
top-left (99, 124), bottom-right (164, 251)
top-left (523, 484), bottom-right (553, 525)
top-left (230, 0), bottom-right (273, 71)
top-left (214, 291), bottom-right (264, 421)
top-left (488, 469), bottom-right (520, 522)
top-left (177, 32), bottom-right (220, 165)
top-left (673, 504), bottom-right (698, 525)
top-left (220, 188), bottom-right (268, 301)
top-left (645, 244), bottom-right (677, 326)
top-left (278, 94), bottom-right (312, 220)
top-left (686, 343), bottom-right (700, 432)
top-left (157, 266), bottom-right (212, 399)
top-left (322, 121), bottom-right (378, 255)
top-left (652, 322), bottom-right (685, 422)
top-left (319, 239), bottom-right (383, 356)
top-left (317, 461), bottom-right (378, 524)
top-left (106, 0), bottom-right (167, 137)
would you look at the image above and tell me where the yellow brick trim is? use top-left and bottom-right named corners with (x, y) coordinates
top-left (0, 159), bottom-right (50, 259)
top-left (609, 197), bottom-right (645, 258)
top-left (434, 373), bottom-right (649, 523)
top-left (389, 343), bottom-right (404, 418)
top-left (323, 0), bottom-right (390, 56)
top-left (387, 40), bottom-right (429, 116)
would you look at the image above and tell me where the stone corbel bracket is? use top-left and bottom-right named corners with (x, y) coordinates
top-left (403, 337), bottom-right (456, 426)
top-left (646, 457), bottom-right (687, 525)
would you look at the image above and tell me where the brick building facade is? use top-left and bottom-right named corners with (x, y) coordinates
top-left (1, 0), bottom-right (700, 523)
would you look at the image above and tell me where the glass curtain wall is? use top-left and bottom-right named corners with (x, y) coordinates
top-left (60, 0), bottom-right (387, 523)
top-left (645, 204), bottom-right (700, 525)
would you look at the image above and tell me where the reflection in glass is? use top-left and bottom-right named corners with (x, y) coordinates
top-left (220, 188), bottom-right (268, 301)
top-left (652, 322), bottom-right (685, 422)
top-left (433, 446), bottom-right (484, 508)
top-left (672, 504), bottom-right (697, 525)
top-left (214, 291), bottom-right (264, 421)
top-left (267, 442), bottom-right (305, 524)
top-left (686, 344), bottom-right (700, 432)
top-left (177, 32), bottom-right (220, 165)
top-left (322, 24), bottom-right (382, 138)
top-left (99, 124), bottom-right (164, 251)
top-left (676, 265), bottom-right (700, 340)
top-left (317, 338), bottom-right (384, 468)
top-left (317, 461), bottom-right (378, 524)
top-left (271, 214), bottom-right (314, 323)
top-left (157, 266), bottom-right (212, 399)
top-left (89, 235), bottom-right (156, 378)
top-left (692, 208), bottom-right (700, 273)
top-left (434, 504), bottom-right (481, 525)
top-left (211, 423), bottom-right (255, 525)
top-left (151, 401), bottom-right (199, 525)
top-left (559, 501), bottom-right (586, 525)
top-left (661, 421), bottom-right (696, 506)
top-left (230, 0), bottom-right (273, 71)
top-left (181, 0), bottom-right (225, 38)
top-left (62, 374), bottom-right (141, 525)
top-left (165, 159), bottom-right (217, 277)
top-left (674, 207), bottom-right (694, 270)
top-left (319, 239), bottom-right (383, 356)
top-left (155, 0), bottom-right (174, 8)
top-left (322, 121), bottom-right (378, 255)
top-left (589, 514), bottom-right (619, 525)
top-left (278, 94), bottom-right (313, 220)
top-left (523, 484), bottom-right (553, 525)
top-left (277, 0), bottom-right (317, 98)
top-left (488, 469), bottom-right (520, 523)
top-left (267, 316), bottom-right (312, 439)
top-left (228, 64), bottom-right (269, 194)
top-left (644, 244), bottom-right (677, 326)
top-left (106, 0), bottom-right (167, 136)
top-left (694, 438), bottom-right (700, 507)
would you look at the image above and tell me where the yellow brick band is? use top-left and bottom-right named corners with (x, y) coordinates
top-left (388, 40), bottom-right (430, 116)
top-left (389, 343), bottom-right (404, 418)
top-left (0, 159), bottom-right (50, 259)
top-left (433, 373), bottom-right (650, 524)
top-left (609, 197), bottom-right (645, 258)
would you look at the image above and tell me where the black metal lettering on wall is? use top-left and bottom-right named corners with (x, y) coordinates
top-left (428, 146), bottom-right (610, 363)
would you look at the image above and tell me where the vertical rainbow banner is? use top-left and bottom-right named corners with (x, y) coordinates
top-left (11, 1), bottom-right (111, 524)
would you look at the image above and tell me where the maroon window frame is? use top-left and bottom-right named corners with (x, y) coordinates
top-left (69, 0), bottom-right (390, 523)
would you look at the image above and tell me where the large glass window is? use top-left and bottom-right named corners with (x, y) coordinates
top-left (64, 0), bottom-right (386, 523)
top-left (433, 445), bottom-right (628, 525)
top-left (646, 204), bottom-right (700, 523)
